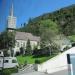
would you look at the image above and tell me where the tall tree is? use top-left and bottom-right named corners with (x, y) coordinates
top-left (0, 31), bottom-right (15, 56)
top-left (25, 39), bottom-right (32, 55)
top-left (39, 20), bottom-right (59, 55)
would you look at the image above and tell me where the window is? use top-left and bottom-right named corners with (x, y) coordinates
top-left (17, 42), bottom-right (19, 47)
top-left (23, 42), bottom-right (25, 47)
top-left (12, 59), bottom-right (17, 63)
top-left (4, 60), bottom-right (9, 63)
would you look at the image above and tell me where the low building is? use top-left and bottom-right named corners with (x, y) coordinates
top-left (13, 31), bottom-right (40, 55)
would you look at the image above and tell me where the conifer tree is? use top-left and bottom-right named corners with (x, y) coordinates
top-left (25, 39), bottom-right (32, 55)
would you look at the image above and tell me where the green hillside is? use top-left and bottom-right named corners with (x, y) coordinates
top-left (18, 4), bottom-right (75, 36)
top-left (33, 4), bottom-right (75, 36)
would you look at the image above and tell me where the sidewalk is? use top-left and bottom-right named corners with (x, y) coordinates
top-left (12, 70), bottom-right (68, 75)
top-left (50, 69), bottom-right (68, 75)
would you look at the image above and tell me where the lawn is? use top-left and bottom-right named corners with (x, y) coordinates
top-left (68, 35), bottom-right (75, 42)
top-left (16, 55), bottom-right (55, 65)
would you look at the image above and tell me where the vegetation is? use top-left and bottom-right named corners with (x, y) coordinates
top-left (68, 35), bottom-right (75, 42)
top-left (17, 5), bottom-right (75, 51)
top-left (18, 4), bottom-right (75, 36)
top-left (0, 31), bottom-right (15, 56)
top-left (20, 47), bottom-right (25, 55)
top-left (17, 55), bottom-right (56, 65)
top-left (25, 39), bottom-right (32, 55)
top-left (0, 31), bottom-right (15, 49)
top-left (0, 68), bottom-right (18, 75)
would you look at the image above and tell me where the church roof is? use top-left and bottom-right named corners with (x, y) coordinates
top-left (15, 32), bottom-right (40, 42)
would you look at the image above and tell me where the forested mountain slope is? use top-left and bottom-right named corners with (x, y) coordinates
top-left (18, 4), bottom-right (75, 36)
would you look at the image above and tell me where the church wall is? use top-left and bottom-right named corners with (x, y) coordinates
top-left (14, 39), bottom-right (39, 53)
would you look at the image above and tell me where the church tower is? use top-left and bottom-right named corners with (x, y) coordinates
top-left (7, 1), bottom-right (16, 32)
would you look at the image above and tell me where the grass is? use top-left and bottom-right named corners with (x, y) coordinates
top-left (68, 35), bottom-right (75, 42)
top-left (16, 55), bottom-right (56, 65)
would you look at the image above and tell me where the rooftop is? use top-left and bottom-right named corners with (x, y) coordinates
top-left (15, 31), bottom-right (40, 42)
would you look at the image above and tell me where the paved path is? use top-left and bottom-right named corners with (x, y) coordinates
top-left (21, 70), bottom-right (68, 75)
top-left (20, 71), bottom-right (49, 75)
top-left (51, 69), bottom-right (68, 75)
top-left (12, 64), bottom-right (69, 75)
top-left (12, 70), bottom-right (69, 75)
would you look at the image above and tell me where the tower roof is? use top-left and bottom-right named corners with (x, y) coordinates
top-left (10, 1), bottom-right (14, 16)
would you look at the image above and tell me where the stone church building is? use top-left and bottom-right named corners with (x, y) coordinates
top-left (7, 2), bottom-right (40, 55)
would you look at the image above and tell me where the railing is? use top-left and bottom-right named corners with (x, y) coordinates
top-left (19, 64), bottom-right (34, 73)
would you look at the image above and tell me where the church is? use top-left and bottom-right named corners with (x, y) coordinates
top-left (7, 2), bottom-right (40, 55)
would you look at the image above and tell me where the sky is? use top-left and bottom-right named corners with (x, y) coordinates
top-left (0, 0), bottom-right (75, 32)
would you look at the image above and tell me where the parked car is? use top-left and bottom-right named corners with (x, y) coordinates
top-left (0, 57), bottom-right (19, 69)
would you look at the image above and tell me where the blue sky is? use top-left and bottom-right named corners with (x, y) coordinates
top-left (0, 0), bottom-right (75, 32)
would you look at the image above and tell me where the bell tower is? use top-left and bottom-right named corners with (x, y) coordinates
top-left (7, 0), bottom-right (16, 32)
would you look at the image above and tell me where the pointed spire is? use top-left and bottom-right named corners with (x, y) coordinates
top-left (10, 0), bottom-right (14, 16)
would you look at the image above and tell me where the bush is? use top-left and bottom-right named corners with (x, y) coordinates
top-left (3, 69), bottom-right (11, 75)
top-left (33, 48), bottom-right (50, 57)
top-left (15, 52), bottom-right (20, 56)
top-left (2, 68), bottom-right (18, 75)
top-left (35, 59), bottom-right (41, 64)
top-left (12, 67), bottom-right (18, 73)
top-left (24, 60), bottom-right (28, 66)
top-left (72, 42), bottom-right (75, 47)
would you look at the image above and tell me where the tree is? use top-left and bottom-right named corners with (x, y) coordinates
top-left (25, 39), bottom-right (32, 55)
top-left (20, 47), bottom-right (25, 55)
top-left (40, 29), bottom-right (57, 55)
top-left (39, 20), bottom-right (60, 55)
top-left (0, 31), bottom-right (15, 56)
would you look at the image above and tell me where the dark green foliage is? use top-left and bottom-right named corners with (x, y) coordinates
top-left (72, 42), bottom-right (75, 47)
top-left (35, 59), bottom-right (41, 64)
top-left (25, 39), bottom-right (32, 55)
top-left (34, 4), bottom-right (75, 36)
top-left (33, 47), bottom-right (51, 57)
top-left (0, 31), bottom-right (15, 49)
top-left (24, 60), bottom-right (28, 66)
top-left (1, 68), bottom-right (18, 75)
top-left (3, 69), bottom-right (11, 75)
top-left (20, 47), bottom-right (25, 55)
top-left (17, 19), bottom-right (59, 36)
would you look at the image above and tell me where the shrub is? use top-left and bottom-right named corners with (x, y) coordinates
top-left (33, 48), bottom-right (50, 57)
top-left (35, 59), bottom-right (41, 64)
top-left (15, 52), bottom-right (20, 56)
top-left (3, 69), bottom-right (11, 75)
top-left (24, 60), bottom-right (28, 66)
top-left (2, 68), bottom-right (18, 75)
